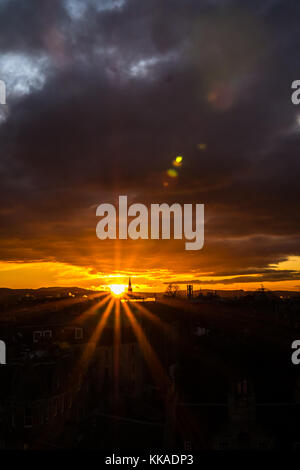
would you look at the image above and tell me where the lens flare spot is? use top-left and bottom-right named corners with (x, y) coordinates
top-left (167, 169), bottom-right (178, 178)
top-left (207, 91), bottom-right (217, 103)
top-left (197, 143), bottom-right (207, 151)
top-left (173, 156), bottom-right (183, 167)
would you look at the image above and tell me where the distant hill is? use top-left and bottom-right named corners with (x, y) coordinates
top-left (0, 286), bottom-right (299, 303)
top-left (0, 286), bottom-right (100, 303)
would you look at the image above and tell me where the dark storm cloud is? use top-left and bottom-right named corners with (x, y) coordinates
top-left (167, 270), bottom-right (300, 286)
top-left (0, 0), bottom-right (300, 281)
top-left (0, 0), bottom-right (68, 53)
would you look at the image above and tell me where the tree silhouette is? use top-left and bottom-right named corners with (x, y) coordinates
top-left (165, 283), bottom-right (179, 298)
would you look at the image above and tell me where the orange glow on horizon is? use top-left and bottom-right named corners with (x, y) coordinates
top-left (0, 257), bottom-right (299, 292)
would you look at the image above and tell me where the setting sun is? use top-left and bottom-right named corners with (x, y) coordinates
top-left (109, 284), bottom-right (126, 296)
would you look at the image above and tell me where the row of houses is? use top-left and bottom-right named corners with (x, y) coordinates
top-left (0, 299), bottom-right (156, 449)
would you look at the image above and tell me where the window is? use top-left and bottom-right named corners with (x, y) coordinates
top-left (43, 330), bottom-right (52, 339)
top-left (45, 403), bottom-right (50, 422)
top-left (218, 440), bottom-right (230, 449)
top-left (55, 376), bottom-right (60, 391)
top-left (33, 331), bottom-right (42, 343)
top-left (11, 409), bottom-right (16, 427)
top-left (68, 393), bottom-right (72, 409)
top-left (75, 327), bottom-right (83, 340)
top-left (37, 405), bottom-right (44, 425)
top-left (24, 407), bottom-right (33, 428)
top-left (184, 441), bottom-right (192, 451)
top-left (53, 399), bottom-right (58, 417)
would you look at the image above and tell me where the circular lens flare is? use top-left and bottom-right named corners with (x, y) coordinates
top-left (109, 284), bottom-right (126, 296)
top-left (167, 168), bottom-right (178, 178)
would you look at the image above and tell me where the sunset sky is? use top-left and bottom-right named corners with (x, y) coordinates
top-left (0, 0), bottom-right (300, 292)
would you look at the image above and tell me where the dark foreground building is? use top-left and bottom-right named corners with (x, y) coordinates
top-left (0, 289), bottom-right (300, 449)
